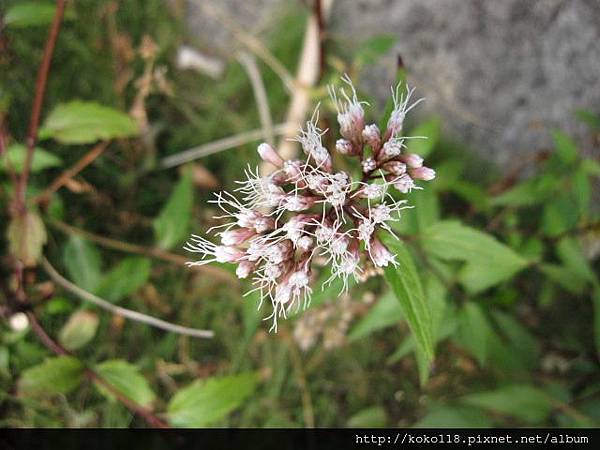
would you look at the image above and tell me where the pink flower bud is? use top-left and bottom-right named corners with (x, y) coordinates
top-left (361, 157), bottom-right (377, 173)
top-left (370, 237), bottom-right (396, 267)
top-left (257, 143), bottom-right (284, 168)
top-left (381, 140), bottom-right (402, 159)
top-left (236, 261), bottom-right (255, 279)
top-left (335, 138), bottom-right (354, 155)
top-left (399, 153), bottom-right (424, 168)
top-left (220, 228), bottom-right (255, 246)
top-left (392, 174), bottom-right (416, 193)
top-left (382, 161), bottom-right (407, 176)
top-left (284, 194), bottom-right (317, 212)
top-left (410, 166), bottom-right (436, 181)
top-left (215, 246), bottom-right (245, 263)
top-left (362, 124), bottom-right (381, 149)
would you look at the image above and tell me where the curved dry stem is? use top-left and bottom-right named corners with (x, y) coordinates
top-left (41, 257), bottom-right (214, 339)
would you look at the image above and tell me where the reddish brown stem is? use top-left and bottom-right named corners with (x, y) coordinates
top-left (33, 141), bottom-right (108, 205)
top-left (16, 0), bottom-right (67, 213)
top-left (313, 0), bottom-right (326, 78)
top-left (25, 311), bottom-right (170, 428)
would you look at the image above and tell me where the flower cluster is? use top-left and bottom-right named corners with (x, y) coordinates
top-left (185, 76), bottom-right (435, 331)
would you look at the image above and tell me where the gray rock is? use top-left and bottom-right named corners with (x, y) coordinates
top-left (187, 0), bottom-right (600, 165)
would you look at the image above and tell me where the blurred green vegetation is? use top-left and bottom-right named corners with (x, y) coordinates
top-left (1, 0), bottom-right (600, 428)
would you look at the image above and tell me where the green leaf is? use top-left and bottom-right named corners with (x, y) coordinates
top-left (456, 303), bottom-right (492, 366)
top-left (551, 129), bottom-right (578, 166)
top-left (461, 385), bottom-right (554, 424)
top-left (575, 110), bottom-right (600, 130)
top-left (347, 406), bottom-right (387, 427)
top-left (348, 291), bottom-right (402, 341)
top-left (39, 101), bottom-right (138, 144)
top-left (58, 310), bottom-right (99, 351)
top-left (4, 2), bottom-right (56, 28)
top-left (94, 360), bottom-right (156, 407)
top-left (153, 170), bottom-right (194, 249)
top-left (0, 144), bottom-right (62, 173)
top-left (415, 405), bottom-right (492, 428)
top-left (491, 175), bottom-right (555, 207)
top-left (542, 195), bottom-right (579, 237)
top-left (96, 257), bottom-right (151, 303)
top-left (556, 237), bottom-right (595, 283)
top-left (405, 118), bottom-right (441, 158)
top-left (539, 263), bottom-right (585, 295)
top-left (422, 221), bottom-right (529, 293)
top-left (63, 236), bottom-right (102, 292)
top-left (382, 237), bottom-right (434, 369)
top-left (18, 356), bottom-right (83, 398)
top-left (6, 208), bottom-right (47, 267)
top-left (355, 35), bottom-right (396, 66)
top-left (491, 311), bottom-right (539, 370)
top-left (167, 372), bottom-right (259, 427)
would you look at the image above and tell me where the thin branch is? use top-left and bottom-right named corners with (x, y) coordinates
top-left (237, 51), bottom-right (275, 146)
top-left (49, 219), bottom-right (237, 284)
top-left (33, 142), bottom-right (108, 205)
top-left (25, 311), bottom-right (169, 428)
top-left (16, 0), bottom-right (67, 212)
top-left (40, 256), bottom-right (214, 339)
top-left (159, 123), bottom-right (291, 169)
top-left (313, 0), bottom-right (326, 78)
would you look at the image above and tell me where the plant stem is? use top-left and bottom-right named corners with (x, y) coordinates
top-left (41, 257), bottom-right (214, 339)
top-left (25, 311), bottom-right (170, 428)
top-left (16, 0), bottom-right (67, 214)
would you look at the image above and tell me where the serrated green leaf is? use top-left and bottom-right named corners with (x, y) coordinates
top-left (381, 237), bottom-right (434, 371)
top-left (58, 310), bottom-right (99, 351)
top-left (96, 257), bottom-right (151, 303)
top-left (63, 236), bottom-right (102, 292)
top-left (405, 117), bottom-right (441, 158)
top-left (461, 385), bottom-right (554, 424)
top-left (347, 406), bottom-right (387, 427)
top-left (422, 221), bottom-right (528, 293)
top-left (153, 170), bottom-right (194, 249)
top-left (94, 360), bottom-right (156, 407)
top-left (167, 372), bottom-right (259, 427)
top-left (0, 144), bottom-right (62, 173)
top-left (348, 291), bottom-right (402, 341)
top-left (39, 101), bottom-right (138, 144)
top-left (18, 356), bottom-right (83, 398)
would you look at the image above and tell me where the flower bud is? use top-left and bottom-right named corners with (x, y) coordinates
top-left (399, 153), bottom-right (424, 168)
top-left (382, 161), bottom-right (407, 176)
top-left (257, 143), bottom-right (284, 167)
top-left (410, 166), bottom-right (436, 181)
top-left (362, 124), bottom-right (381, 149)
top-left (381, 140), bottom-right (402, 159)
top-left (220, 228), bottom-right (255, 246)
top-left (392, 174), bottom-right (416, 193)
top-left (236, 261), bottom-right (255, 279)
top-left (335, 139), bottom-right (354, 155)
top-left (370, 237), bottom-right (396, 267)
top-left (361, 157), bottom-right (377, 173)
top-left (214, 246), bottom-right (245, 263)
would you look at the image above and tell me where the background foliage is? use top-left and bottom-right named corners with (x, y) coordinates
top-left (1, 0), bottom-right (599, 428)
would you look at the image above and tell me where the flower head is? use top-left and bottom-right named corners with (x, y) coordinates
top-left (186, 76), bottom-right (435, 331)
